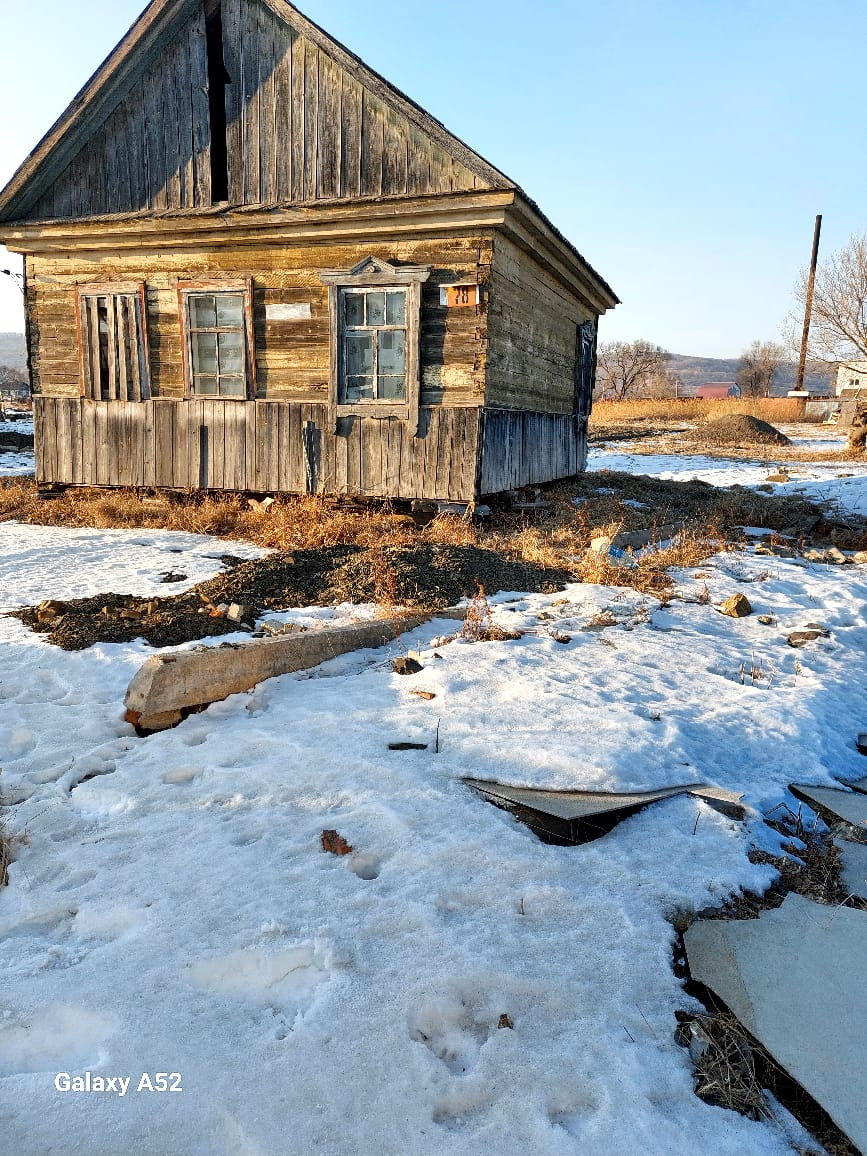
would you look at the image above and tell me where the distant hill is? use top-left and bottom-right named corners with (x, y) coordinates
top-left (0, 332), bottom-right (26, 371)
top-left (667, 353), bottom-right (832, 396)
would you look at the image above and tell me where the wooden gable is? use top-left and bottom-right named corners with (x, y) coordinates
top-left (0, 0), bottom-right (512, 223)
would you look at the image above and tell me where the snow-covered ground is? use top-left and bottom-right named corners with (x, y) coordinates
top-left (588, 447), bottom-right (867, 518)
top-left (1, 454), bottom-right (867, 1153)
top-left (0, 414), bottom-right (34, 476)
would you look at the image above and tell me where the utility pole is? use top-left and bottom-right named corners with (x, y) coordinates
top-left (794, 214), bottom-right (822, 395)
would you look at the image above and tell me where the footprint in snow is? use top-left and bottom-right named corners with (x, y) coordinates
top-left (187, 941), bottom-right (331, 1027)
top-left (0, 1004), bottom-right (116, 1077)
top-left (408, 993), bottom-right (497, 1076)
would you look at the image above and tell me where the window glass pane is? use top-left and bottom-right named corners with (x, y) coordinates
top-left (218, 331), bottom-right (245, 374)
top-left (220, 376), bottom-right (246, 398)
top-left (343, 291), bottom-right (365, 327)
top-left (216, 294), bottom-right (244, 327)
top-left (379, 376), bottom-right (405, 400)
top-left (378, 330), bottom-right (405, 373)
top-left (189, 295), bottom-right (217, 329)
top-left (366, 292), bottom-right (385, 326)
top-left (194, 375), bottom-right (218, 396)
top-left (192, 332), bottom-right (217, 375)
top-left (386, 291), bottom-right (406, 326)
top-left (345, 332), bottom-right (374, 375)
top-left (344, 376), bottom-right (374, 402)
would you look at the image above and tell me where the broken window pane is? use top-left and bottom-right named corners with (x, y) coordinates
top-left (345, 376), bottom-right (374, 401)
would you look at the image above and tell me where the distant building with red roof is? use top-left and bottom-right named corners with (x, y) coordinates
top-left (695, 383), bottom-right (741, 399)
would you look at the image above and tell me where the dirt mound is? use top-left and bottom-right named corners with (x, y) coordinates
top-left (13, 544), bottom-right (569, 650)
top-left (690, 414), bottom-right (790, 447)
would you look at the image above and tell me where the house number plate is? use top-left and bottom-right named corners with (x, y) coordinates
top-left (440, 285), bottom-right (480, 307)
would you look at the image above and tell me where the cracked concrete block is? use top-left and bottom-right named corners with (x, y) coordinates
top-left (789, 784), bottom-right (867, 831)
top-left (835, 839), bottom-right (867, 901)
top-left (685, 893), bottom-right (867, 1152)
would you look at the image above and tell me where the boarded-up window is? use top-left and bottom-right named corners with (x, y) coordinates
top-left (179, 280), bottom-right (254, 399)
top-left (78, 285), bottom-right (150, 401)
top-left (575, 320), bottom-right (596, 418)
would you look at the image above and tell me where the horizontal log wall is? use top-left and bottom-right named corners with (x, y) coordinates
top-left (28, 236), bottom-right (491, 406)
top-left (477, 409), bottom-right (586, 495)
top-left (486, 234), bottom-right (594, 414)
top-left (34, 397), bottom-right (481, 502)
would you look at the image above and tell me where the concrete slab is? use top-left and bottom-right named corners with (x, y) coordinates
top-left (789, 784), bottom-right (867, 832)
top-left (462, 779), bottom-right (744, 843)
top-left (125, 614), bottom-right (429, 731)
top-left (838, 774), bottom-right (867, 795)
top-left (463, 779), bottom-right (689, 822)
top-left (835, 839), bottom-right (867, 900)
top-left (684, 893), bottom-right (867, 1152)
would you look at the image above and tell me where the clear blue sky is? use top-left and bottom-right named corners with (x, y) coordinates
top-left (1, 0), bottom-right (865, 357)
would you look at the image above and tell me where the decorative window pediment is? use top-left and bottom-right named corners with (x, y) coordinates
top-left (320, 257), bottom-right (430, 433)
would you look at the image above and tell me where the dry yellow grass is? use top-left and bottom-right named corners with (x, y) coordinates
top-left (590, 397), bottom-right (809, 427)
top-left (0, 475), bottom-right (785, 605)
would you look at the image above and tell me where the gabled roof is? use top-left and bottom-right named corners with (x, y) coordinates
top-left (0, 0), bottom-right (512, 222)
top-left (0, 0), bottom-right (618, 309)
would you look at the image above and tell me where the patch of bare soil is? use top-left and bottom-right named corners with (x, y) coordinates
top-left (12, 545), bottom-right (569, 650)
top-left (688, 414), bottom-right (791, 447)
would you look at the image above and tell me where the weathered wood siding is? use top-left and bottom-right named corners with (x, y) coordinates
top-left (27, 0), bottom-right (489, 222)
top-left (30, 5), bottom-right (212, 220)
top-left (27, 235), bottom-right (491, 406)
top-left (485, 234), bottom-right (594, 414)
top-left (34, 397), bottom-right (481, 501)
top-left (477, 409), bottom-right (585, 494)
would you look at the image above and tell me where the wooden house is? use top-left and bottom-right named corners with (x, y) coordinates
top-left (0, 0), bottom-right (618, 503)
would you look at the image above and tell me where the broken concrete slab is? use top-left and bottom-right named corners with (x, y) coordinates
top-left (462, 779), bottom-right (744, 844)
top-left (789, 784), bottom-right (867, 832)
top-left (125, 613), bottom-right (429, 731)
top-left (835, 839), bottom-right (867, 900)
top-left (684, 893), bottom-right (867, 1153)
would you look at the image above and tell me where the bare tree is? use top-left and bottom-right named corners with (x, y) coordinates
top-left (736, 340), bottom-right (785, 397)
top-left (791, 232), bottom-right (867, 367)
top-left (595, 340), bottom-right (670, 401)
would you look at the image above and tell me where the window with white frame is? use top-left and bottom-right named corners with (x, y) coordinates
top-left (319, 257), bottom-right (429, 433)
top-left (179, 281), bottom-right (253, 399)
top-left (340, 287), bottom-right (407, 402)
